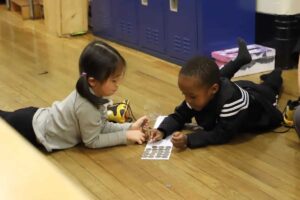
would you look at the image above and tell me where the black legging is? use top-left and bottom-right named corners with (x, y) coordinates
top-left (294, 36), bottom-right (300, 53)
top-left (0, 107), bottom-right (39, 147)
top-left (221, 54), bottom-right (282, 105)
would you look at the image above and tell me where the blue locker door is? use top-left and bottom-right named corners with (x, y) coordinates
top-left (138, 0), bottom-right (165, 53)
top-left (91, 0), bottom-right (114, 39)
top-left (166, 0), bottom-right (198, 61)
top-left (113, 0), bottom-right (138, 45)
top-left (198, 0), bottom-right (255, 55)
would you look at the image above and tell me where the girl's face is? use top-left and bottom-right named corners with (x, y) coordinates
top-left (178, 74), bottom-right (219, 111)
top-left (89, 65), bottom-right (125, 97)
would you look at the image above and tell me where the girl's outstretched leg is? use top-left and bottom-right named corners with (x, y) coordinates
top-left (0, 107), bottom-right (39, 147)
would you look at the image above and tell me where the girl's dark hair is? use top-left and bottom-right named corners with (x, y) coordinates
top-left (76, 40), bottom-right (126, 108)
top-left (180, 56), bottom-right (220, 88)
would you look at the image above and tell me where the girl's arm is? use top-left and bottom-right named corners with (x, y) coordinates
top-left (75, 102), bottom-right (130, 148)
top-left (75, 102), bottom-right (146, 148)
top-left (101, 121), bottom-right (132, 134)
top-left (83, 129), bottom-right (128, 148)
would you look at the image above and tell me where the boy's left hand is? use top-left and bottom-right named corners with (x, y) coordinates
top-left (131, 116), bottom-right (149, 131)
top-left (171, 132), bottom-right (187, 149)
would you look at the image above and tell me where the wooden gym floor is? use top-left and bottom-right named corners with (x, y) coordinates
top-left (1, 6), bottom-right (300, 200)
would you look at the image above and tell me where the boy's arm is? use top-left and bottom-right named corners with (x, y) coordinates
top-left (186, 109), bottom-right (248, 148)
top-left (157, 101), bottom-right (194, 137)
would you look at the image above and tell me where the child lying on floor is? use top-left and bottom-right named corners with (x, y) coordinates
top-left (150, 39), bottom-right (283, 149)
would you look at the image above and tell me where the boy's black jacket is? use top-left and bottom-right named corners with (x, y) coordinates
top-left (158, 77), bottom-right (282, 148)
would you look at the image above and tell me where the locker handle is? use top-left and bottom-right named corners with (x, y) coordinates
top-left (141, 0), bottom-right (148, 6)
top-left (170, 0), bottom-right (178, 12)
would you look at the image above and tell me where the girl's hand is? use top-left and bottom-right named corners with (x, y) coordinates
top-left (149, 129), bottom-right (164, 142)
top-left (131, 116), bottom-right (149, 130)
top-left (171, 132), bottom-right (187, 149)
top-left (126, 130), bottom-right (146, 144)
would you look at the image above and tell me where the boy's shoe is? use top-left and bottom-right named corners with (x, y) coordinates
top-left (107, 99), bottom-right (135, 123)
top-left (260, 68), bottom-right (282, 82)
top-left (283, 98), bottom-right (300, 127)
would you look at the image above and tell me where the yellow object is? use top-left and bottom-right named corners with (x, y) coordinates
top-left (283, 99), bottom-right (300, 127)
top-left (107, 99), bottom-right (135, 123)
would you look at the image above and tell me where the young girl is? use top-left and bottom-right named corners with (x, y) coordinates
top-left (0, 40), bottom-right (148, 152)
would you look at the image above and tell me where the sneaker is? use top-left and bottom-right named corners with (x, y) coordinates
top-left (283, 98), bottom-right (300, 127)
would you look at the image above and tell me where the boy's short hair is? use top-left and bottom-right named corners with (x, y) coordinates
top-left (180, 56), bottom-right (220, 87)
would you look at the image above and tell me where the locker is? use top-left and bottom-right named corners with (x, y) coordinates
top-left (198, 0), bottom-right (255, 55)
top-left (91, 0), bottom-right (114, 39)
top-left (91, 0), bottom-right (256, 66)
top-left (138, 0), bottom-right (166, 53)
top-left (113, 0), bottom-right (138, 45)
top-left (165, 0), bottom-right (198, 61)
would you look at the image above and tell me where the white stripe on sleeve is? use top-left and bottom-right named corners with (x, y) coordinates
top-left (220, 85), bottom-right (249, 118)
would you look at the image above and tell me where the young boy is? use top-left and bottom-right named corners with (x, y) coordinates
top-left (150, 39), bottom-right (283, 149)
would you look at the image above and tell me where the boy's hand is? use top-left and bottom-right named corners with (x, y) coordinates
top-left (131, 116), bottom-right (149, 130)
top-left (171, 132), bottom-right (187, 149)
top-left (149, 129), bottom-right (164, 142)
top-left (126, 130), bottom-right (146, 144)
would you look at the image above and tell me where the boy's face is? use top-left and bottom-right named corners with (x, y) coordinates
top-left (178, 74), bottom-right (219, 111)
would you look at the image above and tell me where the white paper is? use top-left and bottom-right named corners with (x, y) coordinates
top-left (141, 116), bottom-right (173, 160)
top-left (153, 115), bottom-right (167, 129)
